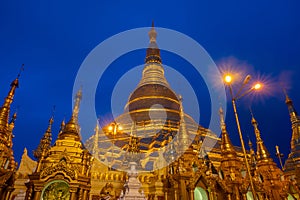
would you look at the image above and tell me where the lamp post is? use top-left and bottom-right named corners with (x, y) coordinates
top-left (224, 74), bottom-right (262, 200)
top-left (107, 122), bottom-right (122, 170)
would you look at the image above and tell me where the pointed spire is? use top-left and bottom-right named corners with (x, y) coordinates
top-left (72, 88), bottom-right (82, 122)
top-left (59, 89), bottom-right (82, 141)
top-left (138, 23), bottom-right (169, 87)
top-left (248, 137), bottom-right (257, 168)
top-left (219, 107), bottom-right (236, 156)
top-left (284, 93), bottom-right (300, 152)
top-left (60, 119), bottom-right (65, 131)
top-left (34, 116), bottom-right (53, 161)
top-left (285, 92), bottom-right (298, 123)
top-left (92, 122), bottom-right (100, 157)
top-left (251, 114), bottom-right (272, 162)
top-left (145, 21), bottom-right (161, 64)
top-left (0, 76), bottom-right (19, 135)
top-left (178, 95), bottom-right (190, 152)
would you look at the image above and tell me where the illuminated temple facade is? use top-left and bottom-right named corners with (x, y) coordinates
top-left (1, 26), bottom-right (300, 200)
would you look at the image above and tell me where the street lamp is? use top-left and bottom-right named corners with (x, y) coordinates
top-left (107, 122), bottom-right (123, 170)
top-left (224, 74), bottom-right (262, 200)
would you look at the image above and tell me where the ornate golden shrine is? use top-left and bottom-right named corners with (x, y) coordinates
top-left (0, 25), bottom-right (299, 200)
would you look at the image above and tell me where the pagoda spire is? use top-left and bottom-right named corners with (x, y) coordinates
top-left (0, 76), bottom-right (19, 137)
top-left (34, 116), bottom-right (53, 172)
top-left (283, 93), bottom-right (300, 186)
top-left (178, 95), bottom-right (190, 152)
top-left (219, 107), bottom-right (236, 157)
top-left (285, 93), bottom-right (300, 151)
top-left (251, 114), bottom-right (272, 162)
top-left (34, 116), bottom-right (53, 161)
top-left (248, 137), bottom-right (257, 168)
top-left (58, 89), bottom-right (82, 141)
top-left (218, 107), bottom-right (243, 200)
top-left (145, 21), bottom-right (161, 64)
top-left (0, 70), bottom-right (20, 172)
top-left (138, 22), bottom-right (169, 87)
top-left (92, 122), bottom-right (100, 158)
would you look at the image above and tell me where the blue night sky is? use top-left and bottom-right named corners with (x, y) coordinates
top-left (0, 1), bottom-right (299, 166)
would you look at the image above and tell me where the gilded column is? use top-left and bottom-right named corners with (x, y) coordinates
top-left (79, 188), bottom-right (83, 199)
top-left (70, 192), bottom-right (77, 200)
top-left (70, 188), bottom-right (77, 200)
top-left (189, 188), bottom-right (195, 200)
top-left (4, 190), bottom-right (12, 200)
top-left (83, 190), bottom-right (88, 200)
top-left (208, 188), bottom-right (216, 200)
top-left (33, 191), bottom-right (41, 200)
top-left (174, 189), bottom-right (179, 200)
top-left (164, 191), bottom-right (168, 200)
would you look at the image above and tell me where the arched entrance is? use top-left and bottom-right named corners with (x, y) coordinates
top-left (194, 187), bottom-right (208, 200)
top-left (41, 180), bottom-right (70, 200)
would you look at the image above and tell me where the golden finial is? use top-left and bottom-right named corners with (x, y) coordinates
top-left (282, 89), bottom-right (300, 151)
top-left (219, 107), bottom-right (236, 155)
top-left (95, 121), bottom-right (100, 132)
top-left (3, 65), bottom-right (24, 108)
top-left (149, 21), bottom-right (157, 43)
top-left (60, 119), bottom-right (65, 131)
top-left (34, 114), bottom-right (53, 161)
top-left (178, 95), bottom-right (184, 117)
top-left (23, 147), bottom-right (28, 155)
top-left (0, 68), bottom-right (22, 135)
top-left (93, 121), bottom-right (100, 157)
top-left (178, 95), bottom-right (189, 152)
top-left (47, 116), bottom-right (54, 131)
top-left (248, 136), bottom-right (253, 149)
top-left (250, 111), bottom-right (271, 161)
top-left (282, 87), bottom-right (292, 104)
top-left (144, 21), bottom-right (162, 65)
top-left (219, 107), bottom-right (226, 133)
top-left (72, 88), bottom-right (82, 121)
top-left (58, 89), bottom-right (82, 140)
top-left (250, 111), bottom-right (261, 140)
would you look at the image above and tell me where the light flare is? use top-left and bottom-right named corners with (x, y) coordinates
top-left (224, 75), bottom-right (232, 83)
top-left (253, 83), bottom-right (262, 90)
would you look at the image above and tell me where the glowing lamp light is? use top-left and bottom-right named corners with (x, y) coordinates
top-left (108, 126), bottom-right (113, 131)
top-left (253, 83), bottom-right (262, 90)
top-left (118, 126), bottom-right (123, 131)
top-left (224, 75), bottom-right (232, 83)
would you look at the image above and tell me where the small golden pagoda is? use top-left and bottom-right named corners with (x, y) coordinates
top-left (24, 90), bottom-right (93, 200)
